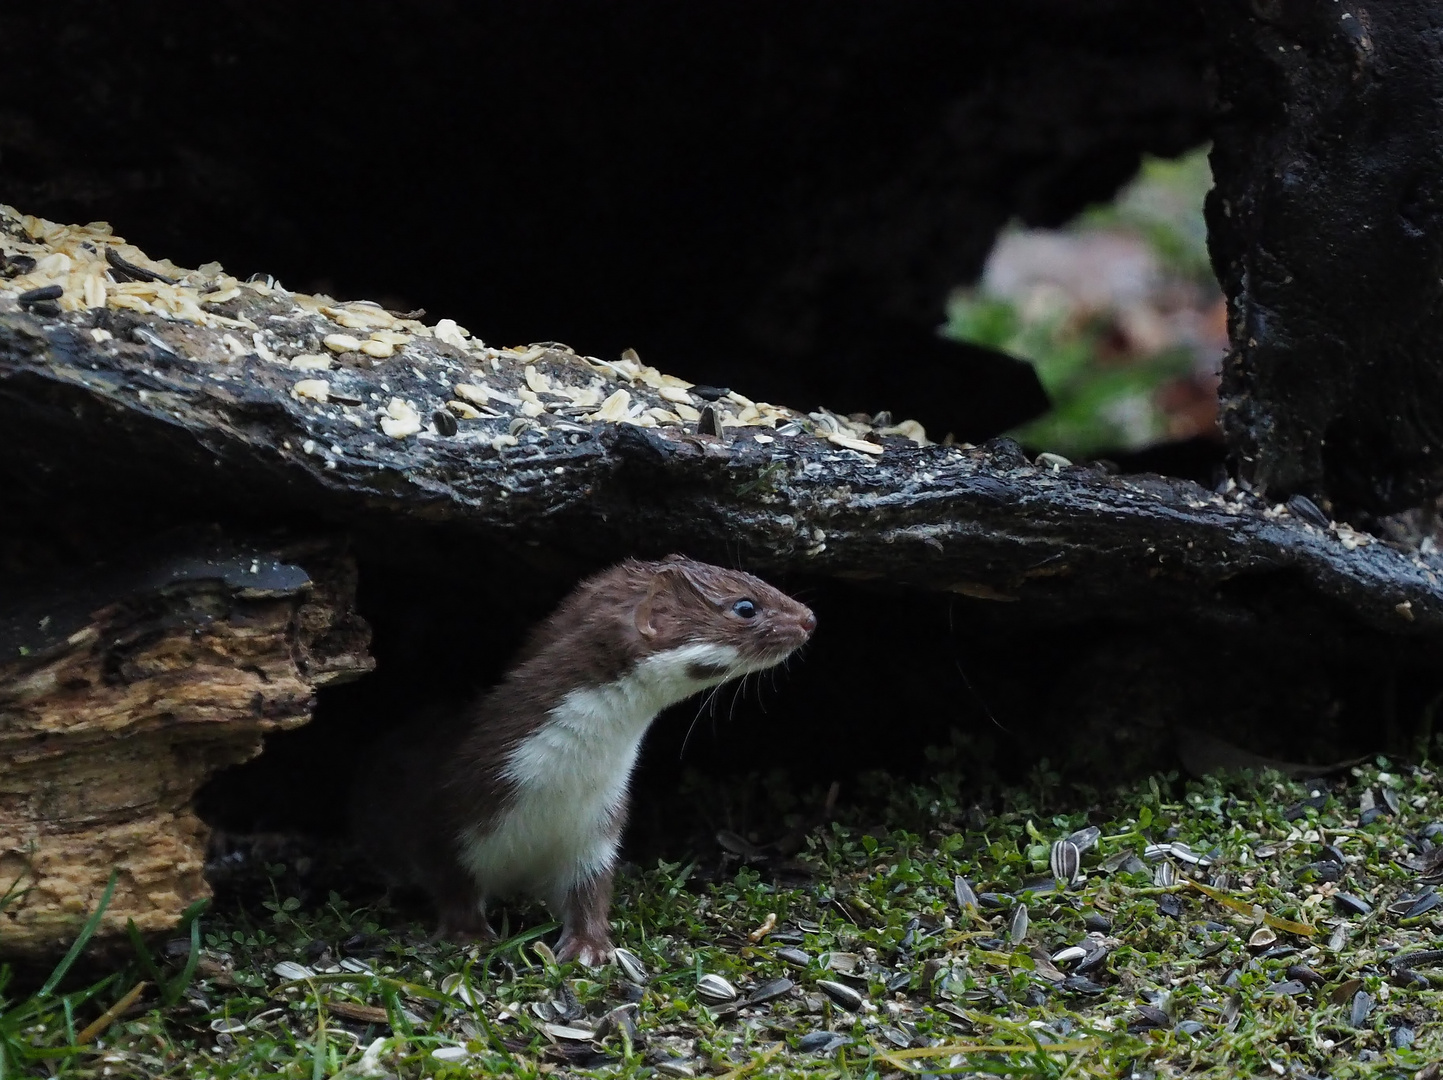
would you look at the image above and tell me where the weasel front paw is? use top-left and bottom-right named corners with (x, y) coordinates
top-left (555, 932), bottom-right (614, 967)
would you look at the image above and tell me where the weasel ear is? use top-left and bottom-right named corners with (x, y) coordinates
top-left (634, 564), bottom-right (709, 637)
top-left (633, 573), bottom-right (668, 638)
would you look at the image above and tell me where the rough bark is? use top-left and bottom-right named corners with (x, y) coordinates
top-left (1206, 0), bottom-right (1443, 514)
top-left (0, 539), bottom-right (371, 958)
top-left (2, 210), bottom-right (1440, 641)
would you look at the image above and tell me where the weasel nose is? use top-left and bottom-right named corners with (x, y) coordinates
top-left (800, 609), bottom-right (817, 634)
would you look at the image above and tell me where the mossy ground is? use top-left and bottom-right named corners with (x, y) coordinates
top-left (5, 758), bottom-right (1442, 1079)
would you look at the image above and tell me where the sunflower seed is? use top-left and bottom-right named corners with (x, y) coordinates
top-left (1153, 861), bottom-right (1177, 888)
top-left (1127, 1005), bottom-right (1170, 1032)
top-left (1350, 989), bottom-right (1374, 1028)
top-left (1389, 948), bottom-right (1443, 969)
top-left (593, 1003), bottom-right (638, 1042)
top-left (550, 983), bottom-right (583, 1022)
top-left (1050, 840), bottom-right (1081, 885)
top-left (797, 1031), bottom-right (849, 1054)
top-left (432, 408), bottom-right (458, 435)
top-left (1382, 788), bottom-right (1401, 815)
top-left (1393, 889), bottom-right (1439, 920)
top-left (697, 404), bottom-right (721, 436)
top-left (776, 947), bottom-right (811, 968)
top-left (1222, 993), bottom-right (1242, 1032)
top-left (871, 1028), bottom-right (906, 1051)
top-left (18, 283), bottom-right (63, 305)
top-left (1076, 946), bottom-right (1111, 976)
top-left (1066, 825), bottom-right (1102, 853)
top-left (210, 1018), bottom-right (248, 1034)
top-left (1267, 979), bottom-right (1308, 996)
top-left (747, 978), bottom-right (794, 1005)
top-left (613, 947), bottom-right (648, 984)
top-left (825, 952), bottom-right (860, 974)
top-left (1009, 903), bottom-right (1029, 944)
top-left (1285, 493), bottom-right (1331, 527)
top-left (273, 961), bottom-right (313, 980)
top-left (1051, 946), bottom-right (1087, 965)
top-left (440, 972), bottom-right (482, 1006)
top-left (695, 974), bottom-right (738, 1004)
top-left (953, 875), bottom-right (979, 914)
top-left (1334, 892), bottom-right (1372, 916)
top-left (1168, 842), bottom-right (1212, 867)
top-left (542, 1022), bottom-right (597, 1042)
top-left (816, 980), bottom-right (864, 1011)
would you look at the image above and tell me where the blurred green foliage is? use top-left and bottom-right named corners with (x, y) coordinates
top-left (946, 149), bottom-right (1216, 459)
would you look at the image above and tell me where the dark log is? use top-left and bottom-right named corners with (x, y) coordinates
top-left (1206, 0), bottom-right (1443, 514)
top-left (2, 209), bottom-right (1441, 639)
top-left (0, 536), bottom-right (371, 957)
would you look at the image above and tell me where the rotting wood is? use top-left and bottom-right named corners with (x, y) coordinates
top-left (0, 538), bottom-right (371, 958)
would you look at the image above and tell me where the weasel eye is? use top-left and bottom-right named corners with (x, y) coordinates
top-left (732, 598), bottom-right (757, 619)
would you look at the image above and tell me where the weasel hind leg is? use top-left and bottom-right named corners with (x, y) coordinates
top-left (554, 868), bottom-right (615, 967)
top-left (432, 870), bottom-right (495, 943)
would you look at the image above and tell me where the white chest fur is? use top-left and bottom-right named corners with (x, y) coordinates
top-left (456, 641), bottom-right (741, 906)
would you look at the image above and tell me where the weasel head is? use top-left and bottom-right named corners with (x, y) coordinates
top-left (630, 556), bottom-right (815, 686)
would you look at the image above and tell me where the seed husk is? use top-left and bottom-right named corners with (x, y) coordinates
top-left (1066, 825), bottom-right (1102, 854)
top-left (1349, 989), bottom-right (1374, 1028)
top-left (613, 947), bottom-right (648, 984)
top-left (776, 947), bottom-right (811, 968)
top-left (746, 977), bottom-right (794, 1005)
top-left (816, 979), bottom-right (864, 1011)
top-left (1008, 902), bottom-right (1029, 944)
top-left (1050, 839), bottom-right (1082, 885)
top-left (1247, 927), bottom-right (1277, 950)
top-left (953, 875), bottom-right (979, 914)
top-left (695, 973), bottom-right (738, 1004)
top-left (1334, 892), bottom-right (1373, 916)
top-left (797, 1031), bottom-right (849, 1054)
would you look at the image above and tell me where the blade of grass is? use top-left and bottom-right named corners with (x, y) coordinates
top-left (163, 899), bottom-right (207, 1007)
top-left (126, 919), bottom-right (165, 988)
top-left (75, 981), bottom-right (146, 1044)
top-left (38, 868), bottom-right (118, 998)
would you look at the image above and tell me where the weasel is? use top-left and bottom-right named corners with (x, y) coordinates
top-left (352, 555), bottom-right (815, 965)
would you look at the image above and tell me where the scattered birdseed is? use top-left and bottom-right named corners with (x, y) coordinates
top-left (323, 333), bottom-right (363, 353)
top-left (379, 398), bottom-right (422, 439)
top-left (292, 379), bottom-right (330, 403)
top-left (695, 974), bottom-right (738, 1004)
